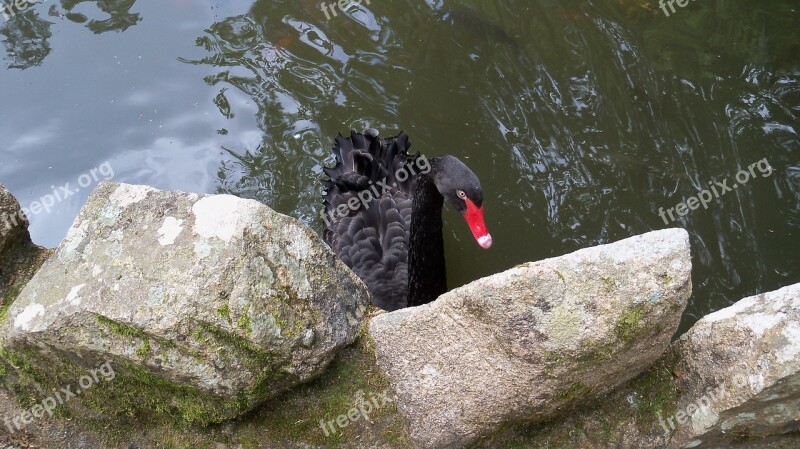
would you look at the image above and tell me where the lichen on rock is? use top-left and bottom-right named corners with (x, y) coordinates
top-left (369, 228), bottom-right (692, 449)
top-left (0, 182), bottom-right (370, 426)
top-left (486, 283), bottom-right (800, 449)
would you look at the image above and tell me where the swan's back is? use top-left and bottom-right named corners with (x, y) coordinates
top-left (322, 130), bottom-right (420, 311)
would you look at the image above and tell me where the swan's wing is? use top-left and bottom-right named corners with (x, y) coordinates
top-left (324, 191), bottom-right (411, 311)
top-left (321, 130), bottom-right (416, 311)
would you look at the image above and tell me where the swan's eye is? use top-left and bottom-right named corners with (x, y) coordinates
top-left (457, 190), bottom-right (467, 200)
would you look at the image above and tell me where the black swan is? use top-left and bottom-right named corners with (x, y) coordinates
top-left (321, 129), bottom-right (492, 311)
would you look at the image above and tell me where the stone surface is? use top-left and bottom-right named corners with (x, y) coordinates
top-left (0, 182), bottom-right (51, 335)
top-left (0, 183), bottom-right (29, 254)
top-left (0, 182), bottom-right (370, 425)
top-left (0, 183), bottom-right (52, 448)
top-left (490, 282), bottom-right (800, 449)
top-left (370, 228), bottom-right (692, 449)
top-left (0, 338), bottom-right (409, 449)
top-left (664, 282), bottom-right (800, 448)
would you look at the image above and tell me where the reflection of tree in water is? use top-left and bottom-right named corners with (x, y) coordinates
top-left (0, 11), bottom-right (53, 69)
top-left (0, 0), bottom-right (141, 69)
top-left (57, 0), bottom-right (142, 34)
top-left (639, 1), bottom-right (800, 77)
top-left (180, 3), bottom-right (342, 218)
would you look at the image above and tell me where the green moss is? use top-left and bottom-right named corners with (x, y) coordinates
top-left (98, 345), bottom-right (283, 428)
top-left (626, 350), bottom-right (680, 427)
top-left (97, 315), bottom-right (148, 340)
top-left (64, 324), bottom-right (406, 447)
top-left (558, 381), bottom-right (591, 402)
top-left (238, 435), bottom-right (261, 449)
top-left (79, 316), bottom-right (295, 426)
top-left (136, 339), bottom-right (152, 357)
top-left (0, 348), bottom-right (36, 376)
top-left (0, 348), bottom-right (72, 416)
top-left (0, 284), bottom-right (23, 325)
top-left (576, 339), bottom-right (615, 364)
top-left (237, 313), bottom-right (252, 334)
top-left (276, 284), bottom-right (299, 306)
top-left (235, 333), bottom-right (407, 447)
top-left (83, 356), bottom-right (250, 427)
top-left (601, 276), bottom-right (617, 292)
top-left (192, 321), bottom-right (269, 365)
top-left (97, 315), bottom-right (155, 359)
top-left (190, 320), bottom-right (301, 403)
top-left (216, 304), bottom-right (231, 320)
top-left (270, 310), bottom-right (288, 330)
top-left (0, 306), bottom-right (9, 327)
top-left (615, 308), bottom-right (644, 342)
top-left (0, 314), bottom-right (409, 448)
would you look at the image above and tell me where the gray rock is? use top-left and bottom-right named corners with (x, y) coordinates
top-left (664, 282), bottom-right (800, 448)
top-left (0, 183), bottom-right (50, 328)
top-left (369, 228), bottom-right (692, 448)
top-left (0, 182), bottom-right (369, 425)
top-left (490, 283), bottom-right (800, 449)
top-left (0, 183), bottom-right (29, 254)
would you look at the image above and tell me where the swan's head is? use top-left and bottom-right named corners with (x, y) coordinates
top-left (432, 155), bottom-right (493, 249)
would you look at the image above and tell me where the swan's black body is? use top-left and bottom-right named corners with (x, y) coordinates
top-left (322, 130), bottom-right (491, 311)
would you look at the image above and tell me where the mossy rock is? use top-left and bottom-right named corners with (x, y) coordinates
top-left (0, 183), bottom-right (370, 427)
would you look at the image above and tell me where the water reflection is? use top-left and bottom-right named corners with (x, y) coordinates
top-left (0, 0), bottom-right (796, 333)
top-left (56, 0), bottom-right (142, 34)
top-left (174, 0), bottom-right (799, 333)
top-left (0, 0), bottom-right (141, 69)
top-left (177, 1), bottom-right (375, 221)
top-left (0, 10), bottom-right (52, 69)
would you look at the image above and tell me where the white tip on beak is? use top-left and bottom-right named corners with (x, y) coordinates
top-left (477, 234), bottom-right (493, 249)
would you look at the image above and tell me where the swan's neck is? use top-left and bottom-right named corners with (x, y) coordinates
top-left (407, 170), bottom-right (447, 307)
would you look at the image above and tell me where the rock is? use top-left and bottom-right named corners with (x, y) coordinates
top-left (0, 183), bottom-right (50, 447)
top-left (664, 282), bottom-right (800, 448)
top-left (0, 182), bottom-right (370, 426)
top-left (492, 282), bottom-right (800, 449)
top-left (369, 228), bottom-right (692, 448)
top-left (0, 183), bottom-right (51, 328)
top-left (0, 184), bottom-right (28, 254)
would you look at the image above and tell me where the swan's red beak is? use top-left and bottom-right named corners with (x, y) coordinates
top-left (464, 199), bottom-right (492, 249)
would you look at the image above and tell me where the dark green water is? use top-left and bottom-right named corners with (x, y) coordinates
top-left (1, 0), bottom-right (798, 333)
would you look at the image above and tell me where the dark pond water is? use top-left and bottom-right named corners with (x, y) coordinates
top-left (1, 0), bottom-right (798, 333)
